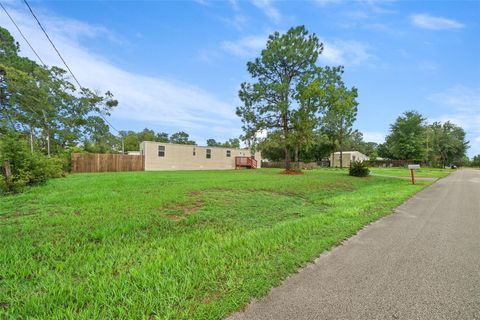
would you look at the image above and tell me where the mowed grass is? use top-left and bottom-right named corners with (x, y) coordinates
top-left (370, 167), bottom-right (452, 178)
top-left (1, 169), bottom-right (432, 319)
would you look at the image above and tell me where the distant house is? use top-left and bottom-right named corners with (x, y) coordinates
top-left (139, 141), bottom-right (262, 171)
top-left (329, 151), bottom-right (369, 167)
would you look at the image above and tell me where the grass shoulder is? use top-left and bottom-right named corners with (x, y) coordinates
top-left (0, 169), bottom-right (433, 319)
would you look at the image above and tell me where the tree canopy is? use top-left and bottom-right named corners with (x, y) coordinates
top-left (379, 110), bottom-right (469, 166)
top-left (385, 111), bottom-right (427, 161)
top-left (236, 26), bottom-right (356, 170)
top-left (0, 26), bottom-right (118, 155)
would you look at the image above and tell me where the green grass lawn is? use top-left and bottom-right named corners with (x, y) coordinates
top-left (1, 169), bottom-right (432, 319)
top-left (370, 167), bottom-right (452, 178)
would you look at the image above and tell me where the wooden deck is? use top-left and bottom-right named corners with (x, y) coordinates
top-left (235, 156), bottom-right (257, 169)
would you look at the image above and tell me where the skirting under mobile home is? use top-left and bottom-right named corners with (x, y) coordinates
top-left (140, 141), bottom-right (261, 171)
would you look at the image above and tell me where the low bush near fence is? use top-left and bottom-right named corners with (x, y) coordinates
top-left (0, 134), bottom-right (65, 194)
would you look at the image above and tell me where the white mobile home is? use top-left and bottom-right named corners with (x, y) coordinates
top-left (139, 141), bottom-right (261, 171)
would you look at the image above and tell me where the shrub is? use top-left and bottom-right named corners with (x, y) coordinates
top-left (349, 160), bottom-right (370, 177)
top-left (0, 133), bottom-right (65, 194)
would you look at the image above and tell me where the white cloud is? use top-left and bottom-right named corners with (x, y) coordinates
top-left (221, 34), bottom-right (269, 58)
top-left (319, 39), bottom-right (377, 66)
top-left (429, 86), bottom-right (480, 156)
top-left (228, 0), bottom-right (240, 11)
top-left (220, 14), bottom-right (249, 31)
top-left (411, 14), bottom-right (464, 30)
top-left (417, 60), bottom-right (438, 71)
top-left (0, 4), bottom-right (240, 140)
top-left (315, 0), bottom-right (343, 6)
top-left (193, 0), bottom-right (210, 5)
top-left (220, 33), bottom-right (376, 67)
top-left (429, 86), bottom-right (480, 113)
top-left (251, 0), bottom-right (281, 24)
top-left (362, 131), bottom-right (385, 144)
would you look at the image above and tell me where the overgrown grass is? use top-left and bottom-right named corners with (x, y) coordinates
top-left (0, 169), bottom-right (432, 319)
top-left (370, 167), bottom-right (452, 178)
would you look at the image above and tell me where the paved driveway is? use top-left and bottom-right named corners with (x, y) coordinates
top-left (228, 169), bottom-right (480, 320)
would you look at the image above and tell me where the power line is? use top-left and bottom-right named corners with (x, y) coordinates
top-left (0, 1), bottom-right (46, 66)
top-left (22, 0), bottom-right (81, 88)
top-left (22, 0), bottom-right (120, 134)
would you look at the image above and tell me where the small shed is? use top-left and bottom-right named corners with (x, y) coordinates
top-left (330, 151), bottom-right (369, 167)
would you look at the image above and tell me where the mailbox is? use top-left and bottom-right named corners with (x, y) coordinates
top-left (408, 164), bottom-right (420, 184)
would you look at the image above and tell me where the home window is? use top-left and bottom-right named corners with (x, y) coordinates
top-left (206, 149), bottom-right (211, 159)
top-left (226, 150), bottom-right (231, 157)
top-left (158, 145), bottom-right (165, 157)
top-left (193, 147), bottom-right (196, 156)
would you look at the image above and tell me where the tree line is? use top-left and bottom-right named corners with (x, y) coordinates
top-left (377, 110), bottom-right (470, 167)
top-left (117, 129), bottom-right (239, 152)
top-left (0, 26), bottom-right (120, 192)
top-left (236, 26), bottom-right (472, 169)
top-left (0, 26), bottom-right (238, 192)
top-left (0, 27), bottom-right (118, 156)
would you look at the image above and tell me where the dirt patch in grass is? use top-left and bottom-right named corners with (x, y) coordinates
top-left (359, 205), bottom-right (387, 216)
top-left (160, 199), bottom-right (204, 221)
top-left (278, 170), bottom-right (304, 175)
top-left (323, 180), bottom-right (356, 191)
top-left (0, 210), bottom-right (38, 220)
top-left (248, 188), bottom-right (299, 197)
top-left (201, 291), bottom-right (222, 305)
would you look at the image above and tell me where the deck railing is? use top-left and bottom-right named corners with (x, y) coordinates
top-left (235, 156), bottom-right (257, 169)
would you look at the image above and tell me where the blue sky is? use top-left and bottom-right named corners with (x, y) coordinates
top-left (1, 0), bottom-right (479, 156)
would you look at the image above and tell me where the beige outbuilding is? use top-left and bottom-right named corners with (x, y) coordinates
top-left (330, 151), bottom-right (369, 167)
top-left (139, 141), bottom-right (262, 171)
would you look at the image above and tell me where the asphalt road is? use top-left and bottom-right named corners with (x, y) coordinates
top-left (228, 169), bottom-right (480, 320)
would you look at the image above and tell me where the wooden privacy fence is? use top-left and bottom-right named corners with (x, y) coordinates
top-left (71, 153), bottom-right (145, 173)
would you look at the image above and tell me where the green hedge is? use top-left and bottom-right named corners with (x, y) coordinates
top-left (0, 134), bottom-right (66, 194)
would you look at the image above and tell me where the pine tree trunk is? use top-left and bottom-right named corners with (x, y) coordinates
top-left (47, 132), bottom-right (51, 157)
top-left (283, 112), bottom-right (291, 171)
top-left (294, 145), bottom-right (299, 170)
top-left (285, 146), bottom-right (291, 170)
top-left (30, 128), bottom-right (34, 154)
top-left (339, 130), bottom-right (344, 169)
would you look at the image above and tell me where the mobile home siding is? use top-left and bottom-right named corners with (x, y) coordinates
top-left (140, 141), bottom-right (261, 171)
top-left (330, 151), bottom-right (368, 167)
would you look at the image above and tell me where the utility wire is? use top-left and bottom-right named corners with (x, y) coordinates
top-left (22, 0), bottom-right (120, 135)
top-left (0, 1), bottom-right (46, 66)
top-left (23, 0), bottom-right (81, 88)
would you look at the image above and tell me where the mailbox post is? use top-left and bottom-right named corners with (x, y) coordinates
top-left (408, 164), bottom-right (420, 184)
